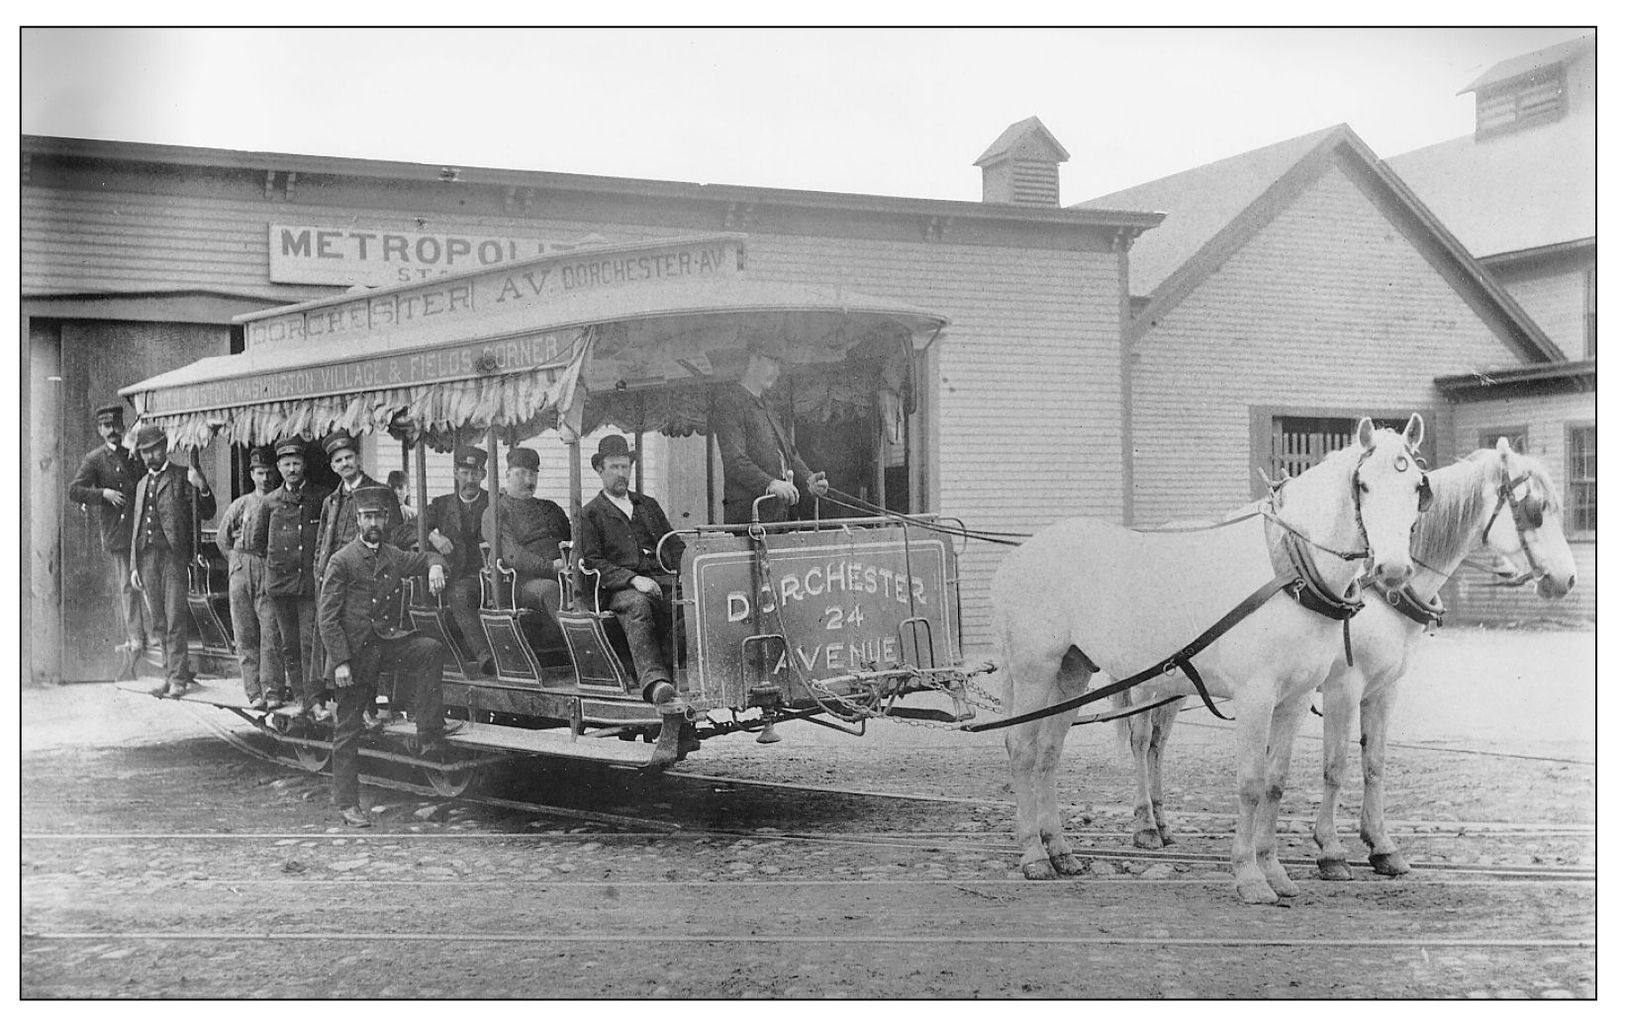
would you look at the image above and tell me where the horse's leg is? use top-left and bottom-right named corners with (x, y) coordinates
top-left (1314, 660), bottom-right (1360, 880)
top-left (1126, 701), bottom-right (1163, 850)
top-left (1255, 693), bottom-right (1313, 899)
top-left (1004, 647), bottom-right (1066, 880)
top-left (1033, 648), bottom-right (1092, 875)
top-left (1230, 688), bottom-right (1278, 904)
top-left (1148, 700), bottom-right (1180, 845)
top-left (1360, 676), bottom-right (1411, 877)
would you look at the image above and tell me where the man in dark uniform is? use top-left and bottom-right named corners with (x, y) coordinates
top-left (482, 446), bottom-right (572, 615)
top-left (214, 446), bottom-right (282, 707)
top-left (68, 403), bottom-right (148, 661)
top-left (422, 446), bottom-right (492, 670)
top-left (576, 435), bottom-right (686, 703)
top-left (251, 436), bottom-right (328, 711)
top-left (310, 430), bottom-right (409, 715)
top-left (317, 485), bottom-right (458, 828)
top-left (712, 338), bottom-right (829, 525)
top-left (127, 422), bottom-right (215, 697)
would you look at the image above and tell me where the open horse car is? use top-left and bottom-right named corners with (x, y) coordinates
top-left (117, 234), bottom-right (975, 784)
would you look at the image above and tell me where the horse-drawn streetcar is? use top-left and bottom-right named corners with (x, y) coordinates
top-left (116, 233), bottom-right (979, 787)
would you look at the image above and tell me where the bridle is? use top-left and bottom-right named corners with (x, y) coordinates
top-left (1413, 460), bottom-right (1546, 586)
top-left (1480, 466), bottom-right (1547, 585)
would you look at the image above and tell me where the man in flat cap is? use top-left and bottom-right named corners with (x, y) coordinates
top-left (318, 485), bottom-right (456, 828)
top-left (127, 422), bottom-right (215, 697)
top-left (576, 434), bottom-right (690, 764)
top-left (250, 436), bottom-right (329, 712)
top-left (68, 402), bottom-right (149, 664)
top-left (482, 446), bottom-right (572, 616)
top-left (311, 430), bottom-right (409, 714)
top-left (711, 338), bottom-right (829, 525)
top-left (214, 447), bottom-right (283, 707)
top-left (423, 445), bottom-right (493, 672)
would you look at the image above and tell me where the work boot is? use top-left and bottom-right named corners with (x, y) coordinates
top-left (164, 680), bottom-right (191, 699)
top-left (339, 806), bottom-right (372, 828)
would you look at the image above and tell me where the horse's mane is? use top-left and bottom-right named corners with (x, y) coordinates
top-left (1411, 448), bottom-right (1561, 565)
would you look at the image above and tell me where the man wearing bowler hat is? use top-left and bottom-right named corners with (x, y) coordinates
top-left (711, 336), bottom-right (829, 525)
top-left (422, 445), bottom-right (493, 672)
top-left (68, 402), bottom-right (149, 663)
top-left (576, 434), bottom-right (691, 763)
top-left (214, 446), bottom-right (283, 708)
top-left (127, 421), bottom-right (215, 697)
top-left (251, 436), bottom-right (329, 712)
top-left (318, 485), bottom-right (458, 828)
top-left (482, 446), bottom-right (572, 615)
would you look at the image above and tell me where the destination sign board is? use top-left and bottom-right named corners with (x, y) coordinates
top-left (687, 529), bottom-right (957, 705)
top-left (143, 330), bottom-right (580, 415)
top-left (243, 235), bottom-right (746, 353)
top-left (269, 224), bottom-right (608, 286)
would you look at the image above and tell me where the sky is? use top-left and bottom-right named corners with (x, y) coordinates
top-left (18, 26), bottom-right (1597, 206)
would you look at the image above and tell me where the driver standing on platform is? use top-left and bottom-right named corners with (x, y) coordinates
top-left (711, 336), bottom-right (829, 524)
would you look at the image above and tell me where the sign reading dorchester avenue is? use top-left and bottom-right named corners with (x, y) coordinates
top-left (269, 224), bottom-right (610, 285)
top-left (244, 235), bottom-right (746, 352)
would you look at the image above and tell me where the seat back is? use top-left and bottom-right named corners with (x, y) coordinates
top-left (404, 575), bottom-right (475, 669)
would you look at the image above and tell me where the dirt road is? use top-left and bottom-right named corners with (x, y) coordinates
top-left (22, 626), bottom-right (1594, 998)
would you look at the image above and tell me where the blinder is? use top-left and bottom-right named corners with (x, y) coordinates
top-left (1417, 472), bottom-right (1434, 513)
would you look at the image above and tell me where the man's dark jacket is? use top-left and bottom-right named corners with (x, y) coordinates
top-left (575, 490), bottom-right (683, 594)
top-left (315, 474), bottom-right (409, 578)
top-left (251, 481), bottom-right (329, 598)
top-left (711, 382), bottom-right (815, 522)
top-left (317, 538), bottom-right (447, 681)
top-left (68, 442), bottom-right (144, 553)
top-left (129, 461), bottom-right (216, 568)
top-left (423, 489), bottom-right (489, 581)
top-left (484, 493), bottom-right (572, 581)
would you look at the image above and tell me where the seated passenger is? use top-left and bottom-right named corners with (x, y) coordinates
top-left (483, 446), bottom-right (572, 615)
top-left (574, 435), bottom-right (686, 706)
top-left (422, 446), bottom-right (491, 672)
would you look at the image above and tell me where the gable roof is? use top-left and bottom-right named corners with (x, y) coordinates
top-left (1073, 123), bottom-right (1563, 362)
top-left (1073, 126), bottom-right (1334, 295)
top-left (974, 116), bottom-right (1071, 166)
top-left (1458, 34), bottom-right (1595, 94)
top-left (1384, 111), bottom-right (1595, 258)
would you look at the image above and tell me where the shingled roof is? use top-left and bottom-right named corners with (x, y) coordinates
top-left (1071, 123), bottom-right (1562, 362)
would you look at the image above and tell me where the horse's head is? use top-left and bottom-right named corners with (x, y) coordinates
top-left (1484, 438), bottom-right (1578, 600)
top-left (1352, 414), bottom-right (1432, 592)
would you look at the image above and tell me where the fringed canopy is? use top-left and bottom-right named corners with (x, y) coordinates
top-left (119, 236), bottom-right (947, 453)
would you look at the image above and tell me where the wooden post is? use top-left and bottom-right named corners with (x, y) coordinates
top-left (413, 441), bottom-right (428, 549)
top-left (28, 321), bottom-right (63, 683)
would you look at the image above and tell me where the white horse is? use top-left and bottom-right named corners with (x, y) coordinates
top-left (1119, 438), bottom-right (1578, 883)
top-left (993, 417), bottom-right (1430, 904)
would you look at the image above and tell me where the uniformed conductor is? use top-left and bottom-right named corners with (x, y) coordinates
top-left (318, 485), bottom-right (458, 828)
top-left (128, 422), bottom-right (215, 697)
top-left (67, 403), bottom-right (148, 659)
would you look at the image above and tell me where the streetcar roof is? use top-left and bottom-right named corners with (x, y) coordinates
top-left (118, 234), bottom-right (948, 448)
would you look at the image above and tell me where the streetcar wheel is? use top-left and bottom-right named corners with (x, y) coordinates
top-left (423, 763), bottom-right (483, 798)
top-left (291, 741), bottom-right (330, 772)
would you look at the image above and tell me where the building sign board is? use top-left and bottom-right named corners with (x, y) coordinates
top-left (244, 235), bottom-right (746, 353)
top-left (269, 224), bottom-right (608, 286)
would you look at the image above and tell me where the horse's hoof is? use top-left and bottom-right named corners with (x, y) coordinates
top-left (1022, 860), bottom-right (1059, 881)
top-left (1266, 872), bottom-right (1301, 898)
top-left (1050, 853), bottom-right (1086, 876)
top-left (1317, 857), bottom-right (1353, 881)
top-left (1369, 852), bottom-right (1411, 877)
top-left (1235, 880), bottom-right (1279, 905)
top-left (1131, 828), bottom-right (1164, 850)
top-left (1158, 828), bottom-right (1176, 846)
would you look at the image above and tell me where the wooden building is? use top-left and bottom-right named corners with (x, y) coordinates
top-left (22, 131), bottom-right (1160, 682)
